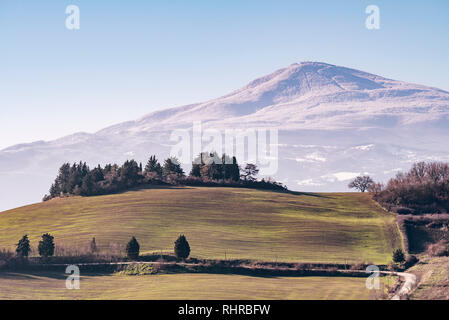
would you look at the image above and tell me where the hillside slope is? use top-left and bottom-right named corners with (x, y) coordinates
top-left (1, 62), bottom-right (449, 212)
top-left (0, 187), bottom-right (402, 264)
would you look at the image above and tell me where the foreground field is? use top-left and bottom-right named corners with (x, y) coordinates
top-left (0, 272), bottom-right (381, 300)
top-left (408, 256), bottom-right (449, 300)
top-left (0, 187), bottom-right (402, 264)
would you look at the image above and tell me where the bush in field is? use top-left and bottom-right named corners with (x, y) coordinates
top-left (38, 233), bottom-right (55, 258)
top-left (16, 235), bottom-right (31, 258)
top-left (404, 255), bottom-right (419, 268)
top-left (393, 248), bottom-right (405, 263)
top-left (174, 235), bottom-right (190, 260)
top-left (427, 240), bottom-right (449, 257)
top-left (126, 237), bottom-right (140, 260)
top-left (387, 262), bottom-right (400, 272)
top-left (0, 249), bottom-right (14, 268)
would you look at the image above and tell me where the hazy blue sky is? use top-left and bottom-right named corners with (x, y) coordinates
top-left (1, 0), bottom-right (448, 149)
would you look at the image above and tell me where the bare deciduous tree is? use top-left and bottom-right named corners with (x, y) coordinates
top-left (368, 182), bottom-right (384, 194)
top-left (241, 164), bottom-right (259, 181)
top-left (348, 176), bottom-right (374, 192)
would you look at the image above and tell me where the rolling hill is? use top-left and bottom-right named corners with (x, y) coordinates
top-left (0, 187), bottom-right (402, 264)
top-left (1, 62), bottom-right (449, 212)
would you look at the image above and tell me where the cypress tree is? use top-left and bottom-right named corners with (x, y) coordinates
top-left (16, 235), bottom-right (31, 258)
top-left (38, 233), bottom-right (55, 258)
top-left (126, 236), bottom-right (140, 260)
top-left (174, 235), bottom-right (190, 260)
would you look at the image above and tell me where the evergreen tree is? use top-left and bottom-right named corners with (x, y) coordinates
top-left (16, 235), bottom-right (31, 258)
top-left (120, 160), bottom-right (142, 187)
top-left (230, 156), bottom-right (240, 181)
top-left (55, 163), bottom-right (71, 194)
top-left (91, 165), bottom-right (104, 182)
top-left (190, 153), bottom-right (205, 178)
top-left (126, 236), bottom-right (140, 260)
top-left (68, 163), bottom-right (82, 192)
top-left (145, 155), bottom-right (163, 177)
top-left (38, 233), bottom-right (55, 258)
top-left (49, 183), bottom-right (59, 197)
top-left (162, 157), bottom-right (185, 177)
top-left (190, 164), bottom-right (201, 177)
top-left (81, 162), bottom-right (89, 177)
top-left (81, 173), bottom-right (95, 195)
top-left (174, 235), bottom-right (190, 260)
top-left (103, 164), bottom-right (113, 175)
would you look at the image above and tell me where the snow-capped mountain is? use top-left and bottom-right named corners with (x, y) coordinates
top-left (97, 62), bottom-right (449, 133)
top-left (1, 62), bottom-right (449, 212)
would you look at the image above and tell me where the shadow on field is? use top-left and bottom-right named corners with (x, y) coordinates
top-left (285, 190), bottom-right (330, 198)
top-left (0, 270), bottom-right (116, 281)
top-left (0, 271), bottom-right (68, 280)
top-left (111, 184), bottom-right (196, 195)
top-left (68, 181), bottom-right (331, 199)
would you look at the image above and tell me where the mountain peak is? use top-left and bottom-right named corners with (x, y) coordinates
top-left (289, 61), bottom-right (334, 67)
top-left (96, 62), bottom-right (449, 135)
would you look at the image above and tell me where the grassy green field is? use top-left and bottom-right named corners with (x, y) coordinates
top-left (0, 187), bottom-right (402, 264)
top-left (0, 272), bottom-right (382, 300)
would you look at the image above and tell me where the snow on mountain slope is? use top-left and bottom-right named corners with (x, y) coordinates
top-left (97, 62), bottom-right (449, 134)
top-left (1, 62), bottom-right (449, 212)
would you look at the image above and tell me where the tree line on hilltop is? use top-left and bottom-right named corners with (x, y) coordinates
top-left (44, 152), bottom-right (286, 200)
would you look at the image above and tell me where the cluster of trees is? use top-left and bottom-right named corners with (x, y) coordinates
top-left (15, 234), bottom-right (55, 258)
top-left (45, 153), bottom-right (286, 200)
top-left (14, 233), bottom-right (191, 261)
top-left (348, 161), bottom-right (449, 214)
top-left (44, 156), bottom-right (184, 199)
top-left (125, 235), bottom-right (190, 260)
top-left (373, 161), bottom-right (449, 214)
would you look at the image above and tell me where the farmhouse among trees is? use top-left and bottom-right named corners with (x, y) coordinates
top-left (190, 152), bottom-right (240, 182)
